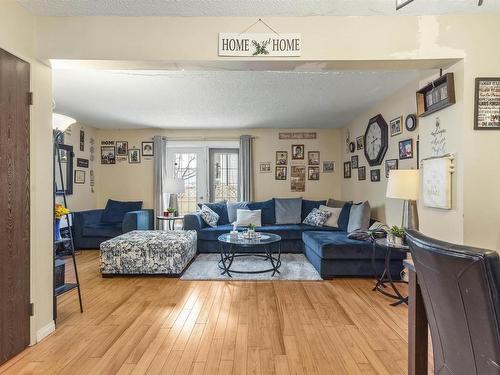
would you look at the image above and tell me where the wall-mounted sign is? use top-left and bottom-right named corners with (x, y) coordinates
top-left (219, 33), bottom-right (301, 57)
top-left (279, 132), bottom-right (316, 140)
top-left (76, 158), bottom-right (89, 168)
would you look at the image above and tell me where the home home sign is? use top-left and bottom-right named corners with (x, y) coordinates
top-left (219, 33), bottom-right (302, 57)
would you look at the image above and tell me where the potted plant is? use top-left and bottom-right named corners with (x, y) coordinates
top-left (247, 223), bottom-right (257, 237)
top-left (54, 203), bottom-right (70, 241)
top-left (387, 225), bottom-right (405, 246)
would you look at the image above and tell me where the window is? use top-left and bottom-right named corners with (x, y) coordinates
top-left (210, 148), bottom-right (239, 202)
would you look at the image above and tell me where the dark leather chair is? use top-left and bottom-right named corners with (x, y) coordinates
top-left (406, 230), bottom-right (500, 375)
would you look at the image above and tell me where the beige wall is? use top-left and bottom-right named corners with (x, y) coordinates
top-left (0, 1), bottom-right (54, 344)
top-left (93, 128), bottom-right (342, 209)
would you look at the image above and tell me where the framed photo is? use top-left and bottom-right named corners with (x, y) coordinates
top-left (76, 158), bottom-right (89, 168)
top-left (276, 151), bottom-right (288, 165)
top-left (356, 136), bottom-right (364, 150)
top-left (307, 151), bottom-right (320, 165)
top-left (385, 159), bottom-right (399, 178)
top-left (291, 144), bottom-right (305, 160)
top-left (474, 77), bottom-right (500, 130)
top-left (259, 162), bottom-right (271, 173)
top-left (370, 169), bottom-right (381, 182)
top-left (358, 166), bottom-right (366, 181)
top-left (74, 170), bottom-right (85, 184)
top-left (128, 148), bottom-right (141, 164)
top-left (308, 166), bottom-right (320, 180)
top-left (351, 155), bottom-right (359, 169)
top-left (116, 141), bottom-right (128, 156)
top-left (142, 141), bottom-right (154, 156)
top-left (291, 166), bottom-right (306, 192)
top-left (79, 130), bottom-right (85, 152)
top-left (343, 162), bottom-right (351, 178)
top-left (275, 166), bottom-right (287, 180)
top-left (101, 146), bottom-right (116, 164)
top-left (390, 116), bottom-right (403, 137)
top-left (399, 138), bottom-right (414, 159)
top-left (323, 161), bottom-right (335, 173)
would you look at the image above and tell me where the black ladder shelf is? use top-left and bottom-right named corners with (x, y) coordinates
top-left (54, 132), bottom-right (83, 319)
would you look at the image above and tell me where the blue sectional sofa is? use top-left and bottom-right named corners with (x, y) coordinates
top-left (184, 198), bottom-right (405, 279)
top-left (72, 199), bottom-right (154, 250)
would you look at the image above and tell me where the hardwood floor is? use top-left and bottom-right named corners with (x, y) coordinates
top-left (0, 251), bottom-right (430, 375)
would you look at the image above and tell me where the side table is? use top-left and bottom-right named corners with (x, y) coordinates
top-left (156, 215), bottom-right (184, 230)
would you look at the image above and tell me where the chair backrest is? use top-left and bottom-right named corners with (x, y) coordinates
top-left (406, 230), bottom-right (500, 375)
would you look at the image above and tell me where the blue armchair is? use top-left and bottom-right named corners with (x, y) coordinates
top-left (72, 204), bottom-right (154, 250)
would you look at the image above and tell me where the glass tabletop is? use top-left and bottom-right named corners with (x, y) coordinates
top-left (374, 237), bottom-right (410, 251)
top-left (218, 232), bottom-right (281, 246)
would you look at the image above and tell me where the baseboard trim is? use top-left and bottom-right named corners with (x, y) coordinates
top-left (35, 321), bottom-right (55, 344)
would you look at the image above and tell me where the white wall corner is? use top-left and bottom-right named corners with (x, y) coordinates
top-left (34, 320), bottom-right (55, 345)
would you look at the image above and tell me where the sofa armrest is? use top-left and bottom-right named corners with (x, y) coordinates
top-left (122, 209), bottom-right (154, 233)
top-left (72, 209), bottom-right (104, 239)
top-left (184, 213), bottom-right (207, 231)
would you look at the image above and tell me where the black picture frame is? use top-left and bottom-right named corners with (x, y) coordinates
top-left (399, 138), bottom-right (414, 160)
top-left (142, 141), bottom-right (154, 156)
top-left (276, 151), bottom-right (288, 165)
top-left (474, 77), bottom-right (500, 130)
top-left (351, 155), bottom-right (359, 169)
top-left (128, 149), bottom-right (141, 164)
top-left (275, 166), bottom-right (287, 180)
top-left (363, 114), bottom-right (389, 166)
top-left (76, 158), bottom-right (89, 168)
top-left (291, 144), bottom-right (305, 160)
top-left (385, 159), bottom-right (399, 178)
top-left (343, 162), bottom-right (351, 178)
top-left (308, 166), bottom-right (320, 180)
top-left (370, 169), bottom-right (380, 182)
top-left (74, 170), bottom-right (86, 184)
top-left (358, 166), bottom-right (366, 181)
top-left (116, 141), bottom-right (128, 156)
top-left (308, 151), bottom-right (320, 165)
top-left (101, 146), bottom-right (116, 165)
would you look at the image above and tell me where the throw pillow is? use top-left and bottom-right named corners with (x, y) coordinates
top-left (303, 208), bottom-right (331, 227)
top-left (326, 198), bottom-right (352, 208)
top-left (337, 202), bottom-right (353, 231)
top-left (247, 199), bottom-right (275, 225)
top-left (101, 199), bottom-right (143, 224)
top-left (198, 201), bottom-right (229, 225)
top-left (347, 201), bottom-right (371, 233)
top-left (235, 209), bottom-right (262, 227)
top-left (319, 205), bottom-right (342, 227)
top-left (275, 197), bottom-right (302, 224)
top-left (199, 204), bottom-right (219, 227)
top-left (301, 199), bottom-right (327, 221)
top-left (369, 221), bottom-right (390, 232)
top-left (227, 201), bottom-right (248, 223)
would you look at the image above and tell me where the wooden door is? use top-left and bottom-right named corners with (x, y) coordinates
top-left (0, 48), bottom-right (31, 365)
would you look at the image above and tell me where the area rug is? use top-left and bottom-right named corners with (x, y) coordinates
top-left (181, 253), bottom-right (322, 281)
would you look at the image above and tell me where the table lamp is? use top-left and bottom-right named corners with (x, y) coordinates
top-left (386, 169), bottom-right (419, 230)
top-left (165, 178), bottom-right (185, 215)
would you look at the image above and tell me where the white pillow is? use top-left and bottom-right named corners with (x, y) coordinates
top-left (319, 205), bottom-right (342, 228)
top-left (234, 209), bottom-right (262, 227)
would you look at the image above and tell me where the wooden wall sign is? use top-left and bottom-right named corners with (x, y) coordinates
top-left (278, 132), bottom-right (316, 140)
top-left (474, 77), bottom-right (500, 130)
top-left (219, 33), bottom-right (301, 57)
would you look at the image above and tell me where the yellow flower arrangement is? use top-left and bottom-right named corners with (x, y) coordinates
top-left (54, 203), bottom-right (70, 219)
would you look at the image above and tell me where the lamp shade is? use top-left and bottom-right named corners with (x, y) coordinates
top-left (52, 113), bottom-right (76, 132)
top-left (386, 169), bottom-right (419, 200)
top-left (165, 178), bottom-right (185, 194)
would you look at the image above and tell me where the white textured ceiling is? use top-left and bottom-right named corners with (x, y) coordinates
top-left (17, 0), bottom-right (500, 16)
top-left (53, 68), bottom-right (418, 129)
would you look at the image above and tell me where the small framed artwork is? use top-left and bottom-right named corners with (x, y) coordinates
top-left (76, 158), bottom-right (89, 168)
top-left (308, 166), bottom-right (320, 180)
top-left (356, 136), bottom-right (364, 150)
top-left (128, 148), bottom-right (141, 164)
top-left (474, 77), bottom-right (500, 130)
top-left (351, 155), bottom-right (359, 169)
top-left (79, 130), bottom-right (85, 152)
top-left (101, 146), bottom-right (116, 164)
top-left (74, 170), bottom-right (85, 184)
top-left (116, 141), bottom-right (128, 156)
top-left (349, 142), bottom-right (355, 153)
top-left (358, 166), bottom-right (366, 181)
top-left (399, 138), bottom-right (414, 159)
top-left (370, 169), bottom-right (381, 182)
top-left (259, 162), bottom-right (271, 173)
top-left (308, 151), bottom-right (320, 165)
top-left (343, 162), bottom-right (351, 178)
top-left (323, 161), bottom-right (335, 173)
top-left (291, 144), bottom-right (305, 160)
top-left (390, 116), bottom-right (403, 137)
top-left (385, 159), bottom-right (399, 178)
top-left (142, 141), bottom-right (154, 157)
top-left (276, 151), bottom-right (288, 165)
top-left (275, 166), bottom-right (287, 180)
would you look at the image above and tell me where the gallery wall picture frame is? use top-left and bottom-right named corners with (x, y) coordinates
top-left (416, 73), bottom-right (455, 117)
top-left (276, 151), bottom-right (288, 165)
top-left (74, 170), bottom-right (86, 184)
top-left (142, 141), bottom-right (154, 156)
top-left (76, 158), bottom-right (89, 168)
top-left (343, 162), bottom-right (351, 178)
top-left (390, 116), bottom-right (403, 137)
top-left (399, 138), bottom-right (414, 160)
top-left (351, 155), bottom-right (359, 169)
top-left (474, 77), bottom-right (500, 130)
top-left (79, 130), bottom-right (85, 152)
top-left (308, 151), bottom-right (320, 165)
top-left (259, 162), bottom-right (271, 173)
top-left (370, 169), bottom-right (381, 182)
top-left (358, 166), bottom-right (366, 181)
top-left (290, 165), bottom-right (306, 192)
top-left (128, 148), bottom-right (141, 164)
top-left (291, 144), bottom-right (305, 160)
top-left (405, 114), bottom-right (418, 131)
top-left (275, 166), bottom-right (287, 180)
top-left (349, 142), bottom-right (355, 153)
top-left (323, 161), bottom-right (335, 173)
top-left (308, 166), bottom-right (320, 180)
top-left (101, 146), bottom-right (116, 164)
top-left (116, 141), bottom-right (128, 156)
top-left (356, 136), bottom-right (364, 150)
top-left (385, 159), bottom-right (399, 178)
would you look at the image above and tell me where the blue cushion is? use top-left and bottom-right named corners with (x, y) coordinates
top-left (275, 198), bottom-right (302, 224)
top-left (301, 199), bottom-right (327, 221)
top-left (199, 202), bottom-right (229, 225)
top-left (82, 223), bottom-right (123, 238)
top-left (337, 202), bottom-right (352, 231)
top-left (226, 201), bottom-right (248, 223)
top-left (101, 199), bottom-right (143, 224)
top-left (248, 199), bottom-right (275, 225)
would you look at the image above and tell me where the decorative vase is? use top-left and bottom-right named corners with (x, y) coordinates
top-left (55, 218), bottom-right (62, 241)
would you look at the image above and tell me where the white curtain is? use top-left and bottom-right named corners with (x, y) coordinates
top-left (153, 135), bottom-right (168, 228)
top-left (239, 135), bottom-right (253, 201)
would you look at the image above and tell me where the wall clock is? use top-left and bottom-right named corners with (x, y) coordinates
top-left (405, 114), bottom-right (418, 131)
top-left (363, 114), bottom-right (389, 166)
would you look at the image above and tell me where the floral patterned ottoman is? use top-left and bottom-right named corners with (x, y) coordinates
top-left (100, 230), bottom-right (197, 276)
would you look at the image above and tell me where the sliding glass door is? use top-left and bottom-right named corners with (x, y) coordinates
top-left (209, 148), bottom-right (239, 202)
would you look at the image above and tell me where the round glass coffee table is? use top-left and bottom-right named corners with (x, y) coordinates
top-left (218, 232), bottom-right (282, 277)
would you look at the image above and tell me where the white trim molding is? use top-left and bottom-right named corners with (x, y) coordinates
top-left (34, 320), bottom-right (55, 345)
